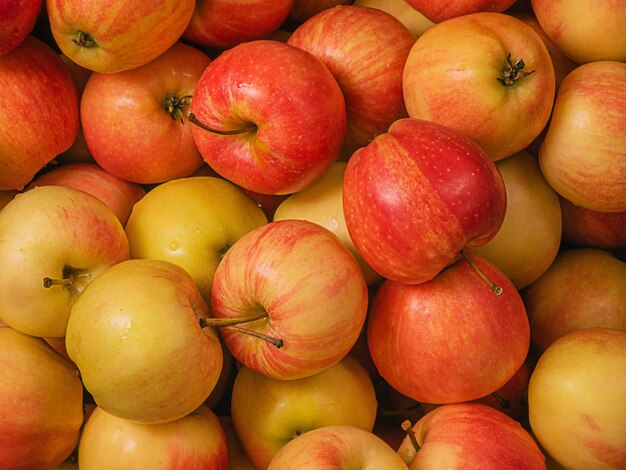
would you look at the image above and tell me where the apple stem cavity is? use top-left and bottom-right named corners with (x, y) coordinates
top-left (460, 250), bottom-right (503, 296)
top-left (187, 113), bottom-right (257, 136)
top-left (72, 31), bottom-right (98, 49)
top-left (497, 52), bottom-right (535, 86)
top-left (401, 420), bottom-right (421, 453)
top-left (164, 94), bottom-right (192, 124)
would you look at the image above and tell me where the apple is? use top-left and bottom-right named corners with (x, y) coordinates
top-left (267, 425), bottom-right (408, 469)
top-left (77, 405), bottom-right (228, 469)
top-left (528, 328), bottom-right (626, 470)
top-left (0, 35), bottom-right (79, 190)
top-left (27, 162), bottom-right (146, 226)
top-left (183, 0), bottom-right (294, 50)
top-left (0, 0), bottom-right (42, 57)
top-left (287, 4), bottom-right (416, 155)
top-left (230, 354), bottom-right (378, 469)
top-left (0, 327), bottom-right (84, 470)
top-left (0, 190), bottom-right (17, 211)
top-left (522, 248), bottom-right (626, 351)
top-left (125, 176), bottom-right (268, 302)
top-left (209, 219), bottom-right (369, 380)
top-left (80, 41), bottom-right (210, 185)
top-left (343, 118), bottom-right (506, 285)
top-left (46, 0), bottom-right (195, 73)
top-left (475, 150), bottom-right (562, 289)
top-left (367, 252), bottom-right (530, 405)
top-left (353, 0), bottom-right (434, 38)
top-left (0, 185), bottom-right (129, 337)
top-left (273, 162), bottom-right (380, 285)
top-left (560, 197), bottom-right (626, 250)
top-left (531, 0), bottom-right (626, 64)
top-left (189, 39), bottom-right (347, 195)
top-left (219, 416), bottom-right (258, 470)
top-left (397, 403), bottom-right (546, 469)
top-left (403, 0), bottom-right (517, 23)
top-left (403, 12), bottom-right (555, 161)
top-left (65, 258), bottom-right (223, 424)
top-left (538, 61), bottom-right (626, 213)
top-left (288, 0), bottom-right (353, 23)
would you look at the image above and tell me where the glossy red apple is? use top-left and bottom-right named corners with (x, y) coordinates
top-left (560, 197), bottom-right (626, 250)
top-left (0, 0), bottom-right (41, 57)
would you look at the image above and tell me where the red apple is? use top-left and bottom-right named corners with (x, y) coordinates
top-left (367, 253), bottom-right (530, 405)
top-left (288, 0), bottom-right (353, 23)
top-left (189, 39), bottom-right (347, 195)
top-left (46, 0), bottom-right (195, 73)
top-left (81, 41), bottom-right (210, 185)
top-left (287, 5), bottom-right (416, 155)
top-left (0, 0), bottom-right (42, 57)
top-left (0, 35), bottom-right (79, 190)
top-left (183, 0), bottom-right (294, 49)
top-left (403, 12), bottom-right (555, 161)
top-left (560, 197), bottom-right (626, 250)
top-left (403, 0), bottom-right (517, 23)
top-left (343, 118), bottom-right (506, 285)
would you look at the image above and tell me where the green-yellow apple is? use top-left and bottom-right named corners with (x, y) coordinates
top-left (539, 61), bottom-right (626, 212)
top-left (475, 150), bottom-right (562, 289)
top-left (80, 42), bottom-right (210, 185)
top-left (209, 219), bottom-right (369, 380)
top-left (77, 405), bottom-right (228, 469)
top-left (0, 185), bottom-right (129, 337)
top-left (27, 162), bottom-right (146, 226)
top-left (189, 39), bottom-right (346, 195)
top-left (528, 328), bottom-right (626, 470)
top-left (531, 0), bottom-right (626, 64)
top-left (403, 12), bottom-right (555, 161)
top-left (353, 0), bottom-right (435, 38)
top-left (267, 425), bottom-right (408, 469)
top-left (522, 248), bottom-right (626, 351)
top-left (397, 403), bottom-right (546, 469)
top-left (230, 355), bottom-right (378, 469)
top-left (560, 197), bottom-right (626, 250)
top-left (0, 35), bottom-right (79, 190)
top-left (273, 162), bottom-right (380, 285)
top-left (65, 258), bottom-right (223, 423)
top-left (287, 5), bottom-right (416, 155)
top-left (125, 176), bottom-right (268, 302)
top-left (343, 118), bottom-right (506, 285)
top-left (46, 0), bottom-right (195, 73)
top-left (0, 327), bottom-right (84, 470)
top-left (403, 0), bottom-right (517, 23)
top-left (0, 0), bottom-right (41, 57)
top-left (367, 253), bottom-right (530, 404)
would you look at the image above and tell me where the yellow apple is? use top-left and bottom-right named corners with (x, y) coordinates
top-left (353, 0), bottom-right (434, 38)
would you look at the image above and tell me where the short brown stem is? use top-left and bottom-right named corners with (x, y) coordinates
top-left (43, 277), bottom-right (72, 288)
top-left (223, 325), bottom-right (284, 349)
top-left (460, 250), bottom-right (503, 296)
top-left (187, 113), bottom-right (257, 136)
top-left (401, 420), bottom-right (421, 453)
top-left (199, 312), bottom-right (267, 328)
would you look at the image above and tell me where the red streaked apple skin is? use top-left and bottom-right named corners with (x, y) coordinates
top-left (210, 219), bottom-right (369, 380)
top-left (0, 0), bottom-right (41, 57)
top-left (343, 118), bottom-right (506, 284)
top-left (190, 40), bottom-right (346, 195)
top-left (560, 197), bottom-right (626, 250)
top-left (367, 253), bottom-right (530, 404)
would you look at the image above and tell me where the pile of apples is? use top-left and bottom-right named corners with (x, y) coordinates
top-left (1, 0), bottom-right (625, 469)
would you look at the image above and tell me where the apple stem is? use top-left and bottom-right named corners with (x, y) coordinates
top-left (460, 250), bottom-right (503, 296)
top-left (401, 420), bottom-right (421, 452)
top-left (223, 325), bottom-right (284, 349)
top-left (198, 312), bottom-right (268, 328)
top-left (43, 277), bottom-right (72, 288)
top-left (491, 391), bottom-right (512, 409)
top-left (187, 113), bottom-right (257, 136)
top-left (497, 52), bottom-right (535, 86)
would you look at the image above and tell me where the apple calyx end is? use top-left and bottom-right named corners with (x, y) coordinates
top-left (401, 420), bottom-right (421, 453)
top-left (164, 94), bottom-right (192, 124)
top-left (460, 250), bottom-right (503, 296)
top-left (188, 113), bottom-right (257, 136)
top-left (497, 52), bottom-right (535, 86)
top-left (72, 31), bottom-right (98, 49)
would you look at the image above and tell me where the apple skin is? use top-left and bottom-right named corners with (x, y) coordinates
top-left (522, 248), bottom-right (626, 351)
top-left (343, 118), bottom-right (506, 284)
top-left (267, 425), bottom-right (408, 469)
top-left (531, 0), bottom-right (626, 64)
top-left (219, 416), bottom-right (258, 470)
top-left (560, 197), bottom-right (626, 250)
top-left (77, 405), bottom-right (228, 470)
top-left (0, 185), bottom-right (130, 338)
top-left (183, 0), bottom-right (294, 49)
top-left (65, 258), bottom-right (224, 424)
top-left (403, 12), bottom-right (555, 161)
top-left (81, 42), bottom-right (210, 185)
top-left (475, 150), bottom-right (562, 289)
top-left (0, 327), bottom-right (84, 470)
top-left (0, 0), bottom-right (42, 57)
top-left (528, 328), bottom-right (626, 470)
top-left (353, 0), bottom-right (435, 38)
top-left (230, 355), bottom-right (378, 469)
top-left (287, 5), bottom-right (416, 155)
top-left (46, 0), bottom-right (195, 73)
top-left (27, 162), bottom-right (146, 226)
top-left (0, 35), bottom-right (79, 191)
top-left (210, 219), bottom-right (369, 380)
top-left (538, 61), bottom-right (626, 213)
top-left (190, 39), bottom-right (347, 195)
top-left (367, 253), bottom-right (530, 405)
top-left (125, 176), bottom-right (268, 303)
top-left (288, 0), bottom-right (353, 23)
top-left (397, 403), bottom-right (546, 469)
top-left (403, 0), bottom-right (517, 23)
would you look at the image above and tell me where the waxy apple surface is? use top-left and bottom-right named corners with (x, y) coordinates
top-left (0, 0), bottom-right (41, 57)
